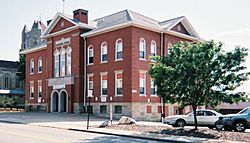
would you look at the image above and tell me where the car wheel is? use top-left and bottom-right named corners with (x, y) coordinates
top-left (215, 121), bottom-right (223, 130)
top-left (175, 120), bottom-right (185, 128)
top-left (234, 121), bottom-right (246, 132)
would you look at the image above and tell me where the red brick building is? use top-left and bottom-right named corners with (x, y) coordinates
top-left (20, 9), bottom-right (202, 120)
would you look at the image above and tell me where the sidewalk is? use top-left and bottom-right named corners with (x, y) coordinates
top-left (0, 112), bottom-right (228, 143)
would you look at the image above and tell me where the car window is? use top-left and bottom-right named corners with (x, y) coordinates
top-left (205, 111), bottom-right (216, 116)
top-left (196, 111), bottom-right (204, 116)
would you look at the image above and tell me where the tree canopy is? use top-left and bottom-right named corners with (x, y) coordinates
top-left (149, 41), bottom-right (249, 129)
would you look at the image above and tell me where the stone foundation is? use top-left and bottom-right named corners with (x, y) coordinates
top-left (25, 103), bottom-right (48, 112)
top-left (73, 102), bottom-right (85, 113)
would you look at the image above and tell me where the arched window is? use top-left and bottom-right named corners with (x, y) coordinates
top-left (139, 38), bottom-right (146, 59)
top-left (60, 48), bottom-right (65, 77)
top-left (115, 39), bottom-right (123, 60)
top-left (150, 41), bottom-right (157, 61)
top-left (101, 42), bottom-right (108, 62)
top-left (4, 74), bottom-right (10, 89)
top-left (66, 47), bottom-right (72, 76)
top-left (54, 50), bottom-right (59, 77)
top-left (30, 59), bottom-right (34, 74)
top-left (88, 45), bottom-right (94, 65)
top-left (38, 57), bottom-right (42, 73)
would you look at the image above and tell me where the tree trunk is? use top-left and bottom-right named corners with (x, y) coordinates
top-left (193, 105), bottom-right (198, 130)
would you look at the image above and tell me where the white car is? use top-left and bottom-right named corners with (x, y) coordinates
top-left (163, 109), bottom-right (223, 129)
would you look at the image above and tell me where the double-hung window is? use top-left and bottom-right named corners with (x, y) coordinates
top-left (139, 38), bottom-right (146, 60)
top-left (60, 49), bottom-right (65, 77)
top-left (87, 74), bottom-right (94, 97)
top-left (101, 42), bottom-right (107, 62)
top-left (30, 82), bottom-right (34, 98)
top-left (38, 81), bottom-right (42, 98)
top-left (115, 39), bottom-right (123, 60)
top-left (54, 50), bottom-right (59, 77)
top-left (115, 71), bottom-right (123, 96)
top-left (30, 59), bottom-right (34, 74)
top-left (150, 41), bottom-right (157, 61)
top-left (101, 73), bottom-right (108, 96)
top-left (66, 47), bottom-right (72, 76)
top-left (139, 72), bottom-right (146, 95)
top-left (151, 79), bottom-right (157, 96)
top-left (88, 46), bottom-right (94, 65)
top-left (38, 57), bottom-right (42, 73)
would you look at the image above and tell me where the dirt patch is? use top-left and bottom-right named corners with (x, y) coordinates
top-left (106, 124), bottom-right (250, 142)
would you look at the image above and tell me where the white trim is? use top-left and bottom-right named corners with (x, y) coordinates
top-left (87, 45), bottom-right (94, 65)
top-left (101, 42), bottom-right (108, 63)
top-left (139, 71), bottom-right (146, 96)
top-left (139, 38), bottom-right (146, 60)
top-left (20, 44), bottom-right (47, 55)
top-left (165, 30), bottom-right (201, 41)
top-left (43, 26), bottom-right (79, 38)
top-left (115, 38), bottom-right (123, 61)
top-left (30, 59), bottom-right (34, 75)
top-left (29, 81), bottom-right (34, 99)
top-left (37, 80), bottom-right (42, 101)
top-left (38, 57), bottom-right (42, 73)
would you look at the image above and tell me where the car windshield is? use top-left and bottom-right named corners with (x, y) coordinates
top-left (238, 108), bottom-right (250, 114)
top-left (185, 111), bottom-right (192, 115)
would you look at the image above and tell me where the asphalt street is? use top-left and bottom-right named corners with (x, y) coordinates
top-left (0, 122), bottom-right (164, 143)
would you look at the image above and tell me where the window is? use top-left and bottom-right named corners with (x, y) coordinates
top-left (66, 47), bottom-right (72, 76)
top-left (150, 41), bottom-right (157, 61)
top-left (100, 105), bottom-right (107, 113)
top-left (60, 49), bottom-right (65, 77)
top-left (87, 74), bottom-right (94, 97)
top-left (147, 106), bottom-right (152, 113)
top-left (151, 79), bottom-right (157, 96)
top-left (139, 38), bottom-right (146, 59)
top-left (38, 81), bottom-right (42, 98)
top-left (140, 72), bottom-right (146, 95)
top-left (30, 59), bottom-right (34, 74)
top-left (30, 82), bottom-right (34, 98)
top-left (115, 39), bottom-right (123, 60)
top-left (88, 46), bottom-right (94, 65)
top-left (38, 57), bottom-right (42, 73)
top-left (168, 42), bottom-right (172, 55)
top-left (101, 73), bottom-right (108, 96)
top-left (205, 111), bottom-right (216, 116)
top-left (115, 71), bottom-right (123, 96)
top-left (101, 42), bottom-right (108, 62)
top-left (4, 76), bottom-right (9, 89)
top-left (115, 106), bottom-right (122, 114)
top-left (54, 50), bottom-right (59, 77)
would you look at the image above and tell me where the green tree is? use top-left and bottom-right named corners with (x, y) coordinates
top-left (17, 55), bottom-right (26, 81)
top-left (149, 41), bottom-right (249, 130)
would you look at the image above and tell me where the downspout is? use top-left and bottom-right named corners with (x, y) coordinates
top-left (83, 36), bottom-right (87, 111)
top-left (160, 31), bottom-right (165, 122)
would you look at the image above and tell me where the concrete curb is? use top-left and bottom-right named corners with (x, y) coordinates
top-left (68, 128), bottom-right (200, 143)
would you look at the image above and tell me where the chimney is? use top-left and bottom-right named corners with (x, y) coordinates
top-left (73, 9), bottom-right (88, 24)
top-left (47, 19), bottom-right (52, 26)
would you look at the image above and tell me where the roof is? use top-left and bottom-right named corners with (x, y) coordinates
top-left (0, 60), bottom-right (18, 69)
top-left (81, 9), bottom-right (201, 39)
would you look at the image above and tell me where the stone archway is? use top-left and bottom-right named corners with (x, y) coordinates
top-left (51, 90), bottom-right (59, 112)
top-left (59, 90), bottom-right (68, 112)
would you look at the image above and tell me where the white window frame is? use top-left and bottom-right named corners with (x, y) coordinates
top-left (150, 40), bottom-right (157, 62)
top-left (54, 50), bottom-right (59, 77)
top-left (101, 42), bottom-right (108, 63)
top-left (139, 71), bottom-right (147, 96)
top-left (88, 45), bottom-right (94, 65)
top-left (66, 47), bottom-right (72, 76)
top-left (115, 70), bottom-right (123, 96)
top-left (100, 72), bottom-right (108, 96)
top-left (115, 38), bottom-right (123, 61)
top-left (30, 81), bottom-right (34, 99)
top-left (150, 79), bottom-right (157, 96)
top-left (38, 80), bottom-right (42, 98)
top-left (139, 38), bottom-right (146, 60)
top-left (87, 74), bottom-right (94, 97)
top-left (38, 57), bottom-right (42, 73)
top-left (60, 48), bottom-right (66, 77)
top-left (30, 59), bottom-right (34, 74)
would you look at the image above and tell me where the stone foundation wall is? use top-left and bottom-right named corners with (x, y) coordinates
top-left (73, 102), bottom-right (85, 113)
top-left (25, 103), bottom-right (48, 112)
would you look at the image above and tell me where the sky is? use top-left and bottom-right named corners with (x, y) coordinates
top-left (0, 0), bottom-right (250, 91)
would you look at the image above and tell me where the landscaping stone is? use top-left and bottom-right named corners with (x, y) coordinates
top-left (99, 120), bottom-right (110, 128)
top-left (118, 116), bottom-right (136, 125)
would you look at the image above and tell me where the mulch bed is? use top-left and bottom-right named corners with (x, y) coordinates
top-left (106, 124), bottom-right (250, 142)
